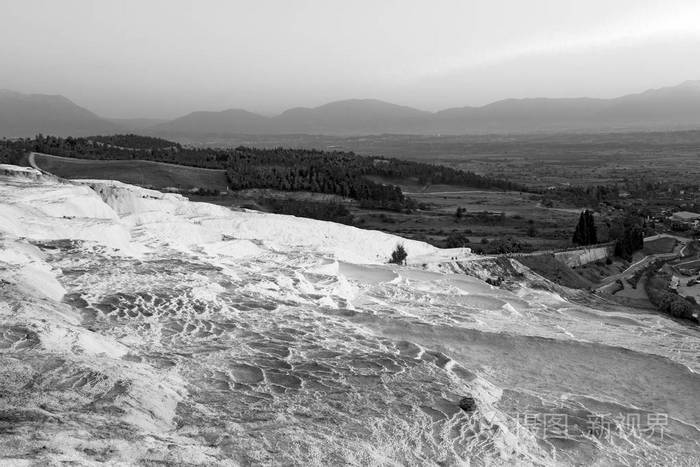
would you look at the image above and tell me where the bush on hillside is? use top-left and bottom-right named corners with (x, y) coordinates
top-left (482, 237), bottom-right (533, 254)
top-left (445, 232), bottom-right (470, 248)
top-left (389, 244), bottom-right (407, 265)
top-left (645, 273), bottom-right (699, 322)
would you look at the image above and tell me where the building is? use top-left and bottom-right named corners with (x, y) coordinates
top-left (672, 211), bottom-right (700, 222)
top-left (671, 211), bottom-right (700, 230)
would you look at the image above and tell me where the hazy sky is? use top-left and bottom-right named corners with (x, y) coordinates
top-left (2, 0), bottom-right (700, 118)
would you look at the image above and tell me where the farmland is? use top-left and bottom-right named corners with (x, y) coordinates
top-left (32, 153), bottom-right (229, 192)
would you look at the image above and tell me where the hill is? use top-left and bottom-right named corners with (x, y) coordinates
top-left (1, 165), bottom-right (698, 464)
top-left (433, 98), bottom-right (608, 133)
top-left (4, 135), bottom-right (524, 211)
top-left (31, 152), bottom-right (228, 192)
top-left (152, 99), bottom-right (432, 136)
top-left (0, 90), bottom-right (120, 137)
top-left (4, 81), bottom-right (700, 138)
top-left (270, 99), bottom-right (432, 134)
top-left (106, 117), bottom-right (169, 132)
top-left (148, 81), bottom-right (700, 137)
top-left (152, 108), bottom-right (271, 136)
top-left (599, 80), bottom-right (700, 129)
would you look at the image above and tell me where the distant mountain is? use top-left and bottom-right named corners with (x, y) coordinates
top-left (434, 81), bottom-right (700, 133)
top-left (597, 80), bottom-right (700, 129)
top-left (433, 98), bottom-right (609, 133)
top-left (106, 117), bottom-right (169, 132)
top-left (152, 99), bottom-right (431, 136)
top-left (271, 99), bottom-right (432, 134)
top-left (148, 81), bottom-right (700, 136)
top-left (3, 81), bottom-right (700, 138)
top-left (152, 109), bottom-right (271, 136)
top-left (0, 90), bottom-right (120, 137)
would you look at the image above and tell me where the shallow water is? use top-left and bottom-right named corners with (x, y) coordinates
top-left (7, 240), bottom-right (694, 465)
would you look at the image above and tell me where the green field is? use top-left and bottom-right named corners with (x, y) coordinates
top-left (643, 237), bottom-right (677, 255)
top-left (33, 153), bottom-right (229, 192)
top-left (352, 188), bottom-right (579, 251)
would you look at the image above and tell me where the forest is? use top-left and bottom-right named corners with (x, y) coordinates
top-left (0, 135), bottom-right (526, 209)
top-left (9, 134), bottom-right (224, 168)
top-left (225, 147), bottom-right (406, 209)
top-left (542, 185), bottom-right (620, 208)
top-left (88, 134), bottom-right (182, 150)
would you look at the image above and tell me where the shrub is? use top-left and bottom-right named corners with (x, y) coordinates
top-left (645, 273), bottom-right (698, 321)
top-left (483, 237), bottom-right (533, 254)
top-left (445, 232), bottom-right (470, 248)
top-left (379, 213), bottom-right (396, 224)
top-left (192, 186), bottom-right (220, 196)
top-left (389, 244), bottom-right (407, 265)
top-left (265, 199), bottom-right (354, 225)
top-left (612, 222), bottom-right (644, 260)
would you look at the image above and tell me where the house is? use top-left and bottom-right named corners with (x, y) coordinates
top-left (671, 211), bottom-right (700, 230)
top-left (672, 211), bottom-right (700, 222)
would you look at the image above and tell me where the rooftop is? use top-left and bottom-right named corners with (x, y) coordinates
top-left (672, 211), bottom-right (700, 220)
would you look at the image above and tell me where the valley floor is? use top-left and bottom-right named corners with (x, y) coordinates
top-left (30, 151), bottom-right (578, 252)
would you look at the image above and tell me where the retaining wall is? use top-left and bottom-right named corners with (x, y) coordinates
top-left (553, 245), bottom-right (614, 268)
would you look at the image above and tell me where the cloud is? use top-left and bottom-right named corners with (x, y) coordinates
top-left (413, 2), bottom-right (700, 80)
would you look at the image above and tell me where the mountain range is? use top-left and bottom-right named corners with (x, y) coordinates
top-left (2, 81), bottom-right (700, 138)
top-left (0, 90), bottom-right (120, 137)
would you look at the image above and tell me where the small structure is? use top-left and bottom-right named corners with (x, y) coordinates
top-left (671, 211), bottom-right (700, 230)
top-left (670, 275), bottom-right (680, 291)
top-left (672, 211), bottom-right (700, 222)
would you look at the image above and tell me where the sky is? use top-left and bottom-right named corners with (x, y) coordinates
top-left (1, 0), bottom-right (700, 118)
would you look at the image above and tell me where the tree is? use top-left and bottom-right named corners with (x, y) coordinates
top-left (389, 244), bottom-right (407, 265)
top-left (614, 224), bottom-right (644, 260)
top-left (445, 232), bottom-right (470, 248)
top-left (526, 220), bottom-right (538, 237)
top-left (573, 210), bottom-right (597, 246)
top-left (483, 237), bottom-right (532, 254)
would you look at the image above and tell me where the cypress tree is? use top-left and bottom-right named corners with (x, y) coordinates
top-left (573, 210), bottom-right (597, 246)
top-left (586, 210), bottom-right (598, 244)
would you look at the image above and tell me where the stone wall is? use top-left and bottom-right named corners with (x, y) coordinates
top-left (553, 245), bottom-right (614, 268)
